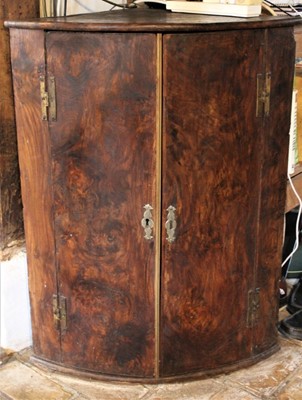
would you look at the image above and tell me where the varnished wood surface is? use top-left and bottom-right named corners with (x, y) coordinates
top-left (8, 15), bottom-right (295, 380)
top-left (161, 29), bottom-right (264, 375)
top-left (46, 32), bottom-right (157, 377)
top-left (253, 27), bottom-right (295, 354)
top-left (0, 1), bottom-right (39, 20)
top-left (31, 342), bottom-right (279, 382)
top-left (9, 28), bottom-right (61, 362)
top-left (4, 8), bottom-right (299, 32)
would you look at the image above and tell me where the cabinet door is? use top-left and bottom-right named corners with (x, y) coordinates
top-left (46, 32), bottom-right (157, 377)
top-left (161, 30), bottom-right (265, 376)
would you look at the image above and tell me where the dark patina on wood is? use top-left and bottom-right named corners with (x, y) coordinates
top-left (7, 9), bottom-right (297, 381)
top-left (5, 8), bottom-right (298, 31)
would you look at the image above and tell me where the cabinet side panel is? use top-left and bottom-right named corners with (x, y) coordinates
top-left (161, 30), bottom-right (264, 376)
top-left (46, 32), bottom-right (157, 377)
top-left (253, 27), bottom-right (295, 353)
top-left (9, 29), bottom-right (60, 360)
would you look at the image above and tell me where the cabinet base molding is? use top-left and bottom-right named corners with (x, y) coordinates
top-left (30, 344), bottom-right (279, 384)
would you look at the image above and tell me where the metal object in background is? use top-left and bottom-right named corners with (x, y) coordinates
top-left (53, 0), bottom-right (57, 16)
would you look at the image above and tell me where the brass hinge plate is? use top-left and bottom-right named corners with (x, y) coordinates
top-left (40, 74), bottom-right (57, 122)
top-left (52, 294), bottom-right (67, 333)
top-left (256, 72), bottom-right (271, 118)
top-left (247, 287), bottom-right (260, 328)
top-left (40, 75), bottom-right (48, 121)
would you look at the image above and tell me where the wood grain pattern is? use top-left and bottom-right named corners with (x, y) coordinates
top-left (253, 27), bottom-right (295, 355)
top-left (46, 32), bottom-right (157, 377)
top-left (0, 0), bottom-right (39, 19)
top-left (7, 12), bottom-right (295, 381)
top-left (0, 0), bottom-right (39, 257)
top-left (161, 30), bottom-right (268, 376)
top-left (4, 9), bottom-right (297, 33)
top-left (9, 28), bottom-right (61, 362)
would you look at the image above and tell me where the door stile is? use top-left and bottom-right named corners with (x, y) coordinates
top-left (253, 27), bottom-right (295, 354)
top-left (44, 39), bottom-right (64, 361)
top-left (250, 28), bottom-right (273, 350)
top-left (155, 33), bottom-right (163, 379)
top-left (41, 34), bottom-right (65, 360)
top-left (9, 28), bottom-right (61, 362)
top-left (247, 31), bottom-right (266, 338)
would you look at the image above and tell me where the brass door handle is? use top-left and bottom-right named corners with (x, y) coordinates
top-left (165, 206), bottom-right (176, 243)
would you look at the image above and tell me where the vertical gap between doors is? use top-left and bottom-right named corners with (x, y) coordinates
top-left (155, 32), bottom-right (163, 380)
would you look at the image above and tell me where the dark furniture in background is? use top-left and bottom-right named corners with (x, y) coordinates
top-left (0, 0), bottom-right (39, 260)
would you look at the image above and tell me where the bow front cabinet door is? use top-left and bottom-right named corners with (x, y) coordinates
top-left (6, 10), bottom-right (295, 381)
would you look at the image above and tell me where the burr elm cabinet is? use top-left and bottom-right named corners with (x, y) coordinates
top-left (5, 9), bottom-right (296, 381)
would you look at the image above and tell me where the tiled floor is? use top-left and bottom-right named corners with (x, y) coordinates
top-left (1, 312), bottom-right (302, 400)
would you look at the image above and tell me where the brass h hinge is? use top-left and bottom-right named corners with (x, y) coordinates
top-left (53, 294), bottom-right (67, 334)
top-left (39, 74), bottom-right (57, 122)
top-left (256, 73), bottom-right (271, 118)
top-left (247, 288), bottom-right (260, 328)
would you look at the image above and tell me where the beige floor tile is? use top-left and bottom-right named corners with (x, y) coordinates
top-left (222, 338), bottom-right (302, 398)
top-left (141, 379), bottom-right (224, 400)
top-left (209, 386), bottom-right (261, 400)
top-left (218, 338), bottom-right (302, 400)
top-left (274, 366), bottom-right (302, 400)
top-left (0, 361), bottom-right (74, 400)
top-left (50, 373), bottom-right (151, 400)
top-left (293, 365), bottom-right (302, 381)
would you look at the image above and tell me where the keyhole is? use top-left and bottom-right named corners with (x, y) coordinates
top-left (145, 218), bottom-right (149, 226)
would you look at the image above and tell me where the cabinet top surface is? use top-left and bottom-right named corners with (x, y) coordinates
top-left (4, 8), bottom-right (299, 32)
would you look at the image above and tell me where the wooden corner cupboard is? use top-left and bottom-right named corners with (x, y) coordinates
top-left (5, 9), bottom-right (297, 382)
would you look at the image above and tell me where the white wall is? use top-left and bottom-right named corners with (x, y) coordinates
top-left (66, 0), bottom-right (113, 14)
top-left (0, 251), bottom-right (32, 351)
top-left (55, 0), bottom-right (124, 16)
top-left (41, 0), bottom-right (124, 17)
